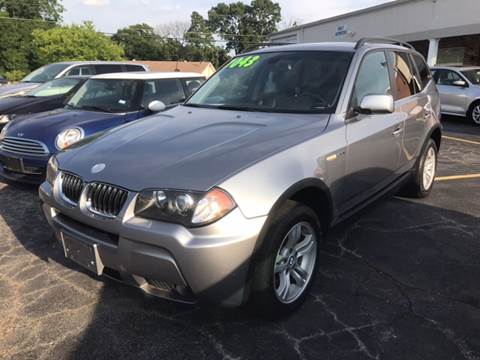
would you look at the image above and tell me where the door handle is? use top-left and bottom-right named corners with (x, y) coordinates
top-left (392, 126), bottom-right (403, 136)
top-left (423, 110), bottom-right (431, 119)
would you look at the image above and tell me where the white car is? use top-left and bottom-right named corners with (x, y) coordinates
top-left (0, 62), bottom-right (149, 98)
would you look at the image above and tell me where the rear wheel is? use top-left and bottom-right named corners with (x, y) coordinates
top-left (467, 101), bottom-right (480, 126)
top-left (403, 138), bottom-right (438, 198)
top-left (250, 201), bottom-right (321, 317)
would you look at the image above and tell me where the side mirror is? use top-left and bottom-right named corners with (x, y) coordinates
top-left (148, 100), bottom-right (166, 113)
top-left (453, 80), bottom-right (468, 87)
top-left (359, 95), bottom-right (394, 114)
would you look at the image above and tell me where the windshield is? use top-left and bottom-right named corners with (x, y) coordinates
top-left (461, 69), bottom-right (480, 85)
top-left (66, 79), bottom-right (140, 113)
top-left (25, 78), bottom-right (81, 98)
top-left (22, 63), bottom-right (70, 83)
top-left (186, 51), bottom-right (353, 114)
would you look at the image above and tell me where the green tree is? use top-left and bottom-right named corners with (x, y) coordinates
top-left (208, 0), bottom-right (281, 54)
top-left (31, 22), bottom-right (125, 64)
top-left (112, 23), bottom-right (162, 60)
top-left (0, 0), bottom-right (60, 80)
top-left (184, 11), bottom-right (229, 67)
top-left (0, 0), bottom-right (63, 22)
top-left (112, 23), bottom-right (185, 61)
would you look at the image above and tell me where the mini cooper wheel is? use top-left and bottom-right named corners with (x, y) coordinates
top-left (404, 138), bottom-right (438, 198)
top-left (250, 201), bottom-right (321, 316)
top-left (468, 102), bottom-right (480, 126)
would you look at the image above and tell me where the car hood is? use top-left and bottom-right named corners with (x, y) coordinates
top-left (0, 82), bottom-right (41, 97)
top-left (5, 109), bottom-right (125, 145)
top-left (57, 105), bottom-right (331, 192)
top-left (0, 95), bottom-right (58, 114)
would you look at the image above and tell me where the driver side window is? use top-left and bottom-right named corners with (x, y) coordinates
top-left (352, 51), bottom-right (391, 110)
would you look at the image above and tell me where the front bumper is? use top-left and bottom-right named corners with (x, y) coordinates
top-left (0, 150), bottom-right (48, 184)
top-left (39, 180), bottom-right (267, 307)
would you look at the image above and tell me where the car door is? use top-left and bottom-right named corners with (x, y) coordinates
top-left (342, 50), bottom-right (405, 206)
top-left (387, 51), bottom-right (431, 170)
top-left (433, 69), bottom-right (468, 115)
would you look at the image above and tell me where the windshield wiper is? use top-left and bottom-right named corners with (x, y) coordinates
top-left (79, 105), bottom-right (114, 113)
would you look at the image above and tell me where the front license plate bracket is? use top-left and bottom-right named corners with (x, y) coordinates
top-left (61, 233), bottom-right (104, 275)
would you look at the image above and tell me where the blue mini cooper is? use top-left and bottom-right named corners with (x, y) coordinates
top-left (0, 72), bottom-right (205, 184)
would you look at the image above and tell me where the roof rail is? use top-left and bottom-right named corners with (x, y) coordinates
top-left (354, 37), bottom-right (414, 50)
top-left (242, 42), bottom-right (293, 53)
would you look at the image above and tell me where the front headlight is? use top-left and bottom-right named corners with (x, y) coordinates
top-left (55, 127), bottom-right (84, 150)
top-left (46, 156), bottom-right (59, 185)
top-left (135, 187), bottom-right (236, 227)
top-left (0, 114), bottom-right (11, 124)
top-left (0, 121), bottom-right (11, 141)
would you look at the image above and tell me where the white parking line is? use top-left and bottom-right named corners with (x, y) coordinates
top-left (443, 135), bottom-right (480, 146)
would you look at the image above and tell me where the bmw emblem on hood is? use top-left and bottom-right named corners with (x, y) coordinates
top-left (91, 163), bottom-right (106, 174)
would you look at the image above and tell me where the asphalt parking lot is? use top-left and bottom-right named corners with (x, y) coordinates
top-left (0, 117), bottom-right (479, 360)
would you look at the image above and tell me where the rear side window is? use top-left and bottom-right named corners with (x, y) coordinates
top-left (66, 66), bottom-right (92, 76)
top-left (126, 65), bottom-right (146, 72)
top-left (352, 51), bottom-right (391, 108)
top-left (412, 54), bottom-right (431, 89)
top-left (387, 51), bottom-right (417, 100)
top-left (94, 64), bottom-right (123, 74)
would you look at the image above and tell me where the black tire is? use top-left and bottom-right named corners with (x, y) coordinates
top-left (249, 201), bottom-right (322, 317)
top-left (467, 101), bottom-right (480, 126)
top-left (403, 138), bottom-right (438, 198)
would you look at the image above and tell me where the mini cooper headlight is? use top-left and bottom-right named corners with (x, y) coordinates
top-left (46, 156), bottom-right (59, 185)
top-left (135, 187), bottom-right (236, 227)
top-left (55, 127), bottom-right (84, 150)
top-left (0, 114), bottom-right (11, 124)
top-left (0, 121), bottom-right (11, 141)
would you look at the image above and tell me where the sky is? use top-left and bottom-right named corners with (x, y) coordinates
top-left (62, 0), bottom-right (392, 34)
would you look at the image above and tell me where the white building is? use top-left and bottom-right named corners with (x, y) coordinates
top-left (270, 0), bottom-right (480, 67)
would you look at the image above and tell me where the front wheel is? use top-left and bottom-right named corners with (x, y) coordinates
top-left (403, 138), bottom-right (438, 198)
top-left (250, 201), bottom-right (321, 317)
top-left (468, 102), bottom-right (480, 126)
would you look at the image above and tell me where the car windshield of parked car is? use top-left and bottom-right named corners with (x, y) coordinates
top-left (461, 69), bottom-right (480, 85)
top-left (66, 79), bottom-right (140, 113)
top-left (25, 78), bottom-right (82, 98)
top-left (22, 63), bottom-right (70, 83)
top-left (186, 51), bottom-right (353, 114)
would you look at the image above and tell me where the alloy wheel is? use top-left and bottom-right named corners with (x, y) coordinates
top-left (422, 146), bottom-right (436, 190)
top-left (273, 222), bottom-right (317, 304)
top-left (473, 105), bottom-right (480, 125)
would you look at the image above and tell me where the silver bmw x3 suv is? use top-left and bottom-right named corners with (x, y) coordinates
top-left (40, 39), bottom-right (441, 315)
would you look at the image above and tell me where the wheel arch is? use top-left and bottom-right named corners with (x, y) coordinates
top-left (255, 178), bottom-right (334, 248)
top-left (429, 125), bottom-right (442, 151)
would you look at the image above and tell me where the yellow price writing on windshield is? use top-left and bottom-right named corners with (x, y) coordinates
top-left (228, 55), bottom-right (261, 69)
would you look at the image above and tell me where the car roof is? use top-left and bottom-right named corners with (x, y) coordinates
top-left (50, 61), bottom-right (147, 67)
top-left (91, 72), bottom-right (205, 80)
top-left (245, 41), bottom-right (415, 55)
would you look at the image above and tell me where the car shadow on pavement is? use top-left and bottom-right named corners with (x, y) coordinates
top-left (1, 180), bottom-right (480, 360)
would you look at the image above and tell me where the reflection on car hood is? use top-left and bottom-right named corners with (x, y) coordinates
top-left (57, 105), bottom-right (331, 191)
top-left (0, 82), bottom-right (41, 97)
top-left (0, 95), bottom-right (58, 114)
